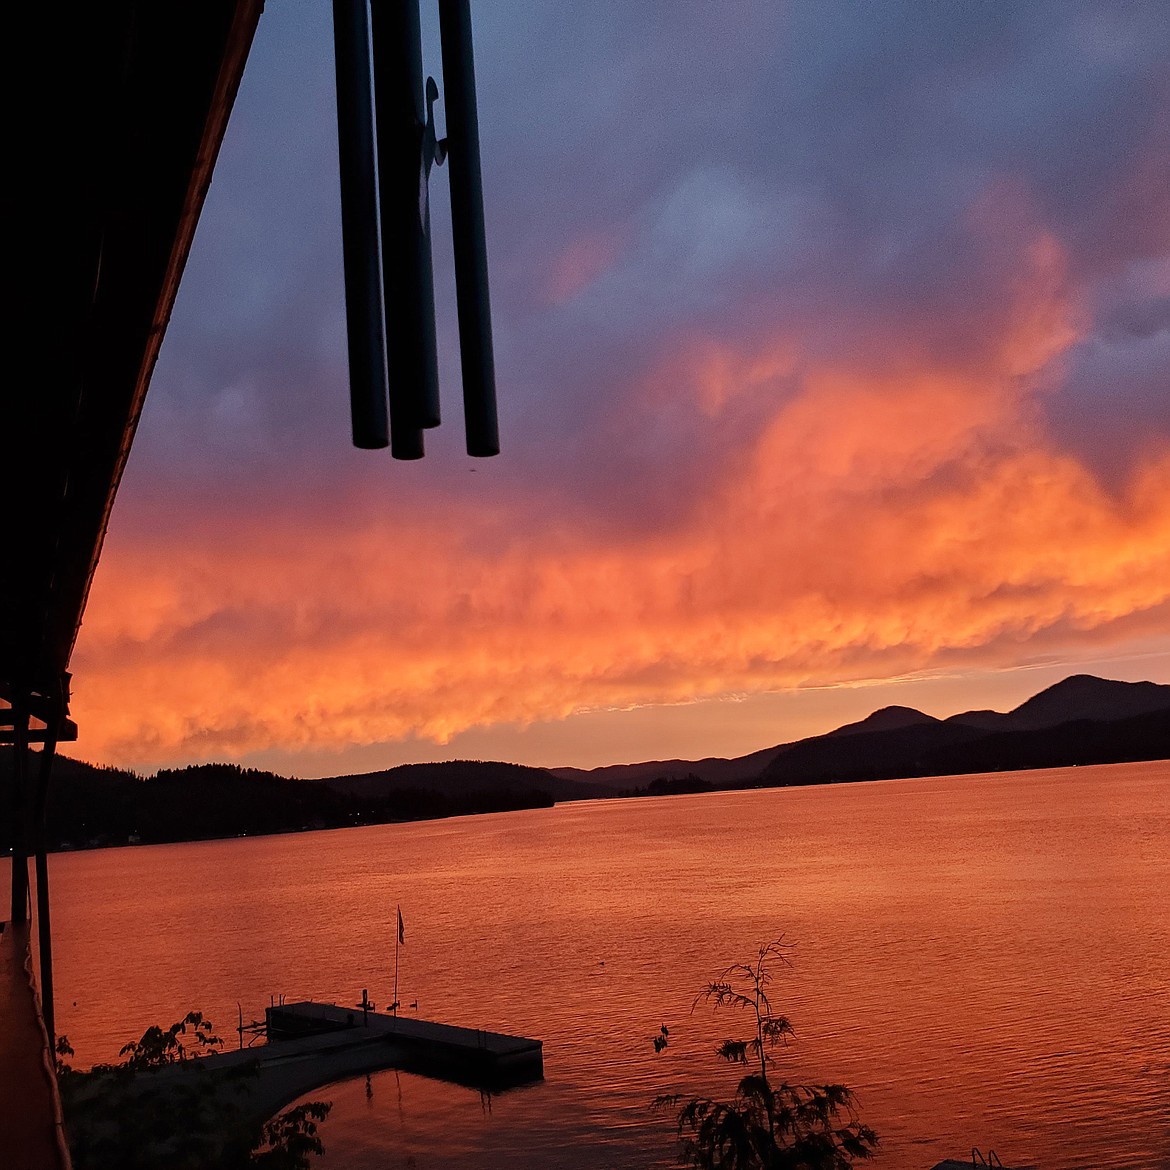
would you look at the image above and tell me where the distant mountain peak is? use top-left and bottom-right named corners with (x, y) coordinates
top-left (945, 708), bottom-right (1003, 729)
top-left (825, 705), bottom-right (938, 738)
top-left (1032, 673), bottom-right (1108, 695)
top-left (1005, 674), bottom-right (1170, 730)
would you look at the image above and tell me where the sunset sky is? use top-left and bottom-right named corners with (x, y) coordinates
top-left (72, 1), bottom-right (1170, 776)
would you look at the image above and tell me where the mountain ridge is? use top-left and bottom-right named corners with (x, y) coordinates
top-left (556, 674), bottom-right (1170, 790)
top-left (2, 673), bottom-right (1165, 851)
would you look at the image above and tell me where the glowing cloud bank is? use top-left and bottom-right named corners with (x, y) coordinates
top-left (70, 3), bottom-right (1170, 768)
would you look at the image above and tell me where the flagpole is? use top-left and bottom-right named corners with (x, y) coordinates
top-left (393, 904), bottom-right (400, 1018)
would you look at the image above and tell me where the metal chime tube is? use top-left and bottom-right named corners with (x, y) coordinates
top-left (370, 0), bottom-right (440, 458)
top-left (438, 0), bottom-right (499, 456)
top-left (332, 0), bottom-right (390, 449)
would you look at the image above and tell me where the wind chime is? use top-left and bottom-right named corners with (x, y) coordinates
top-left (332, 0), bottom-right (498, 458)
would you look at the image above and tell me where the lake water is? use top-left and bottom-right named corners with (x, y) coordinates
top-left (23, 761), bottom-right (1170, 1169)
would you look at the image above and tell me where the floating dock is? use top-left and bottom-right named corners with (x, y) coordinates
top-left (147, 1000), bottom-right (543, 1130)
top-left (265, 1000), bottom-right (544, 1088)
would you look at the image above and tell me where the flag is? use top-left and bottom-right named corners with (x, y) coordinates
top-left (397, 905), bottom-right (404, 946)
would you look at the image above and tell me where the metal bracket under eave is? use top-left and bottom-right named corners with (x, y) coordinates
top-left (0, 709), bottom-right (78, 745)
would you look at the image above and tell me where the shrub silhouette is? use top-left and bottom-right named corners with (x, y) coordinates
top-left (56, 1012), bottom-right (330, 1169)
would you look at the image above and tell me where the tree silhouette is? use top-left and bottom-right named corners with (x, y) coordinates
top-left (656, 939), bottom-right (878, 1170)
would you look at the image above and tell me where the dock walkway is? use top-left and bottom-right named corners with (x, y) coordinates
top-left (157, 1001), bottom-right (542, 1127)
top-left (267, 1001), bottom-right (542, 1079)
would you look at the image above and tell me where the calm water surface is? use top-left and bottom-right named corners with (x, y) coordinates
top-left (31, 762), bottom-right (1170, 1169)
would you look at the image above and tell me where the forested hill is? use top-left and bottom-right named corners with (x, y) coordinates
top-left (0, 758), bottom-right (598, 852)
top-left (312, 760), bottom-right (613, 802)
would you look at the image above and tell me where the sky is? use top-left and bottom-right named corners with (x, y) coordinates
top-left (71, 1), bottom-right (1170, 777)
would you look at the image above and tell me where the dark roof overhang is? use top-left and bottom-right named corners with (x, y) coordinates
top-left (3, 0), bottom-right (263, 722)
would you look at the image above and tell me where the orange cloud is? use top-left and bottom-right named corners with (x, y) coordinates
top-left (68, 213), bottom-right (1170, 769)
top-left (72, 385), bottom-right (1170, 768)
